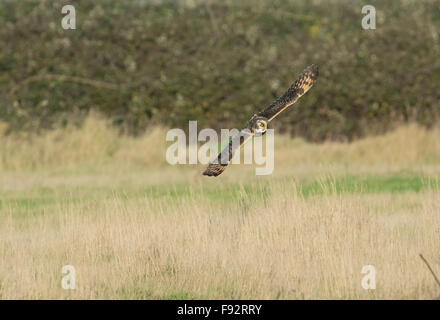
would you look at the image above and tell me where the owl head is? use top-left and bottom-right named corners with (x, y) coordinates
top-left (249, 115), bottom-right (268, 136)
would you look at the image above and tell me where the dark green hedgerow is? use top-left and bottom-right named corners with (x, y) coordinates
top-left (0, 0), bottom-right (439, 140)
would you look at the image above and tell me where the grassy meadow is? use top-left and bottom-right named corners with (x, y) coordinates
top-left (0, 117), bottom-right (439, 299)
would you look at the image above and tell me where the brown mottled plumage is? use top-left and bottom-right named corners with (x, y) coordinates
top-left (203, 64), bottom-right (318, 177)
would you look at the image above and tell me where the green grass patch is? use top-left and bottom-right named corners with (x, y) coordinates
top-left (299, 174), bottom-right (438, 197)
top-left (0, 174), bottom-right (437, 220)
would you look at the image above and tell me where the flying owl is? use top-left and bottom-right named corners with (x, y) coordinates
top-left (203, 64), bottom-right (318, 177)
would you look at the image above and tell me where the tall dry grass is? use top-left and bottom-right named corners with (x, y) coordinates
top-left (0, 116), bottom-right (167, 171)
top-left (0, 116), bottom-right (439, 299)
top-left (1, 182), bottom-right (439, 299)
top-left (1, 115), bottom-right (439, 174)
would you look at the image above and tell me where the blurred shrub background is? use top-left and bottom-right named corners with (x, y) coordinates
top-left (0, 0), bottom-right (439, 141)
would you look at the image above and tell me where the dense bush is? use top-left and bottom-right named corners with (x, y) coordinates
top-left (0, 0), bottom-right (439, 141)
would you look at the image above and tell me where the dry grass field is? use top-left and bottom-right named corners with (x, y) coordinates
top-left (0, 117), bottom-right (439, 299)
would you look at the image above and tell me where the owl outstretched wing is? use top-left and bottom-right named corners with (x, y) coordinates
top-left (202, 128), bottom-right (254, 177)
top-left (257, 64), bottom-right (318, 121)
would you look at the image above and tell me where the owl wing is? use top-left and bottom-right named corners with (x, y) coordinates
top-left (202, 128), bottom-right (253, 176)
top-left (258, 64), bottom-right (318, 121)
